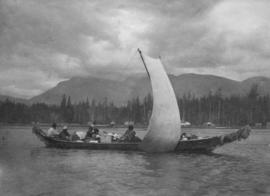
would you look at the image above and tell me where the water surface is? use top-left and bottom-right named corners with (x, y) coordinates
top-left (1, 126), bottom-right (270, 196)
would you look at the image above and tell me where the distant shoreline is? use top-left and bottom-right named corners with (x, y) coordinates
top-left (0, 123), bottom-right (265, 130)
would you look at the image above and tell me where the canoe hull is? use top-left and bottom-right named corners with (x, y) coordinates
top-left (33, 126), bottom-right (140, 151)
top-left (44, 138), bottom-right (140, 151)
top-left (175, 137), bottom-right (221, 153)
top-left (32, 125), bottom-right (251, 153)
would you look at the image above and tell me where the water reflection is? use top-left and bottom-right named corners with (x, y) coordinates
top-left (1, 126), bottom-right (270, 195)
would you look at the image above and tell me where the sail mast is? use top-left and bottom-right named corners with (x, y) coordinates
top-left (137, 48), bottom-right (150, 78)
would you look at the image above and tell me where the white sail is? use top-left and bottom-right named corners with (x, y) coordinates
top-left (138, 50), bottom-right (181, 152)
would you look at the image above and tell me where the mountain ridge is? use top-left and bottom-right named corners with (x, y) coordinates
top-left (1, 74), bottom-right (270, 105)
top-left (29, 73), bottom-right (270, 105)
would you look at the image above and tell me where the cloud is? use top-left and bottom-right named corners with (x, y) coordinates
top-left (155, 0), bottom-right (270, 80)
top-left (203, 0), bottom-right (270, 78)
top-left (0, 0), bottom-right (270, 98)
top-left (0, 68), bottom-right (59, 98)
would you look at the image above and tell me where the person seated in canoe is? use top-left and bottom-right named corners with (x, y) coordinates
top-left (85, 125), bottom-right (94, 139)
top-left (84, 124), bottom-right (100, 143)
top-left (59, 126), bottom-right (71, 140)
top-left (92, 125), bottom-right (101, 143)
top-left (120, 125), bottom-right (141, 142)
top-left (180, 132), bottom-right (188, 141)
top-left (47, 122), bottom-right (59, 137)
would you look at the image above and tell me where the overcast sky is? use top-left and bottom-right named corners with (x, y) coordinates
top-left (1, 0), bottom-right (270, 98)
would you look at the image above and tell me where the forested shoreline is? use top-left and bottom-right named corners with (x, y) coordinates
top-left (0, 85), bottom-right (269, 127)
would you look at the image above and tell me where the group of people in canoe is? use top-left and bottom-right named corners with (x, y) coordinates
top-left (47, 122), bottom-right (141, 143)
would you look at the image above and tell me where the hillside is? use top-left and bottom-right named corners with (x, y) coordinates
top-left (30, 77), bottom-right (132, 106)
top-left (29, 74), bottom-right (270, 105)
top-left (241, 76), bottom-right (270, 95)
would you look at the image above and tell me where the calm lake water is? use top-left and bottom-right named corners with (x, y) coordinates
top-left (1, 126), bottom-right (270, 196)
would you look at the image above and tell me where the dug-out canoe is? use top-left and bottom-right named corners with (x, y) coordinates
top-left (32, 125), bottom-right (251, 153)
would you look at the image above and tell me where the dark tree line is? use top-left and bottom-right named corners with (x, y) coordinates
top-left (178, 85), bottom-right (270, 127)
top-left (0, 85), bottom-right (270, 127)
top-left (0, 94), bottom-right (153, 125)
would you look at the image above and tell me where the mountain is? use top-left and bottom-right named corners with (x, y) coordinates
top-left (30, 77), bottom-right (134, 106)
top-left (170, 74), bottom-right (244, 98)
top-left (29, 74), bottom-right (270, 106)
top-left (241, 76), bottom-right (270, 95)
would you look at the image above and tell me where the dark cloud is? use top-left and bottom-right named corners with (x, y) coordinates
top-left (0, 0), bottom-right (270, 98)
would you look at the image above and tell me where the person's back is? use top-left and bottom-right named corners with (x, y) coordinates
top-left (59, 126), bottom-right (70, 140)
top-left (127, 130), bottom-right (136, 141)
top-left (120, 125), bottom-right (138, 142)
top-left (85, 125), bottom-right (94, 139)
top-left (47, 123), bottom-right (58, 137)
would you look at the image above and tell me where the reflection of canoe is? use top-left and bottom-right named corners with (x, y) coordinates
top-left (33, 125), bottom-right (251, 153)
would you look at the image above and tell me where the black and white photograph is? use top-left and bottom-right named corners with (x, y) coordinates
top-left (0, 0), bottom-right (270, 195)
